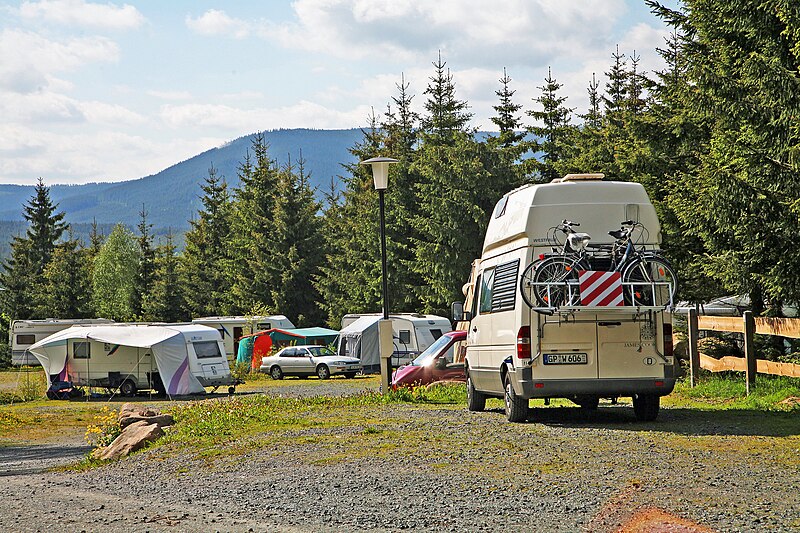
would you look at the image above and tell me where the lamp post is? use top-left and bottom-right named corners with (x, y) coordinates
top-left (361, 157), bottom-right (399, 393)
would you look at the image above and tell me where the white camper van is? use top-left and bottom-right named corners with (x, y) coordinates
top-left (10, 318), bottom-right (115, 365)
top-left (192, 315), bottom-right (295, 362)
top-left (338, 313), bottom-right (452, 371)
top-left (28, 324), bottom-right (235, 396)
top-left (460, 174), bottom-right (676, 422)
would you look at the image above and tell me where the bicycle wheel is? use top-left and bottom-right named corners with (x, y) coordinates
top-left (621, 255), bottom-right (677, 306)
top-left (522, 256), bottom-right (582, 308)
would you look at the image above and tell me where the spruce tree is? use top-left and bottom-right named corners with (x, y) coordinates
top-left (526, 67), bottom-right (575, 182)
top-left (420, 52), bottom-right (472, 145)
top-left (144, 233), bottom-right (186, 323)
top-left (132, 205), bottom-right (155, 318)
top-left (40, 230), bottom-right (93, 318)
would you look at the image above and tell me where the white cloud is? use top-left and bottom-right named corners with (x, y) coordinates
top-left (18, 0), bottom-right (146, 30)
top-left (159, 101), bottom-right (373, 132)
top-left (147, 90), bottom-right (193, 101)
top-left (186, 9), bottom-right (250, 39)
top-left (0, 29), bottom-right (119, 94)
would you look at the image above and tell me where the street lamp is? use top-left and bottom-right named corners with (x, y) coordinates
top-left (360, 156), bottom-right (399, 393)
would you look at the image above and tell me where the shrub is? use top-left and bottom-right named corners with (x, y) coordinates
top-left (85, 406), bottom-right (121, 448)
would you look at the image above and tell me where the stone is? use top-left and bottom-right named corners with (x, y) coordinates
top-left (119, 413), bottom-right (174, 429)
top-left (93, 421), bottom-right (164, 461)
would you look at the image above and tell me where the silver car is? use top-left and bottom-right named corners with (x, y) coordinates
top-left (260, 345), bottom-right (362, 380)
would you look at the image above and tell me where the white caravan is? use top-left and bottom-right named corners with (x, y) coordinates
top-left (10, 318), bottom-right (115, 365)
top-left (460, 174), bottom-right (676, 422)
top-left (28, 323), bottom-right (235, 396)
top-left (192, 315), bottom-right (295, 361)
top-left (338, 313), bottom-right (452, 371)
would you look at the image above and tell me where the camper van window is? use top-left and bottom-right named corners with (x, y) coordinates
top-left (257, 323), bottom-right (271, 330)
top-left (479, 269), bottom-right (495, 314)
top-left (493, 195), bottom-right (509, 218)
top-left (490, 259), bottom-right (520, 312)
top-left (471, 274), bottom-right (481, 318)
top-left (73, 341), bottom-right (90, 359)
top-left (430, 329), bottom-right (443, 340)
top-left (194, 341), bottom-right (222, 359)
top-left (398, 330), bottom-right (411, 345)
top-left (16, 334), bottom-right (35, 345)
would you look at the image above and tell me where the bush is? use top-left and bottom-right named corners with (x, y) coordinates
top-left (85, 406), bottom-right (121, 448)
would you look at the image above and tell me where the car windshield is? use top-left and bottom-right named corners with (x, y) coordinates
top-left (307, 346), bottom-right (334, 357)
top-left (411, 335), bottom-right (452, 366)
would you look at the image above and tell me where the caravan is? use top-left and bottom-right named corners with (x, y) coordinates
top-left (192, 315), bottom-right (295, 362)
top-left (338, 313), bottom-right (452, 371)
top-left (10, 318), bottom-right (115, 365)
top-left (28, 323), bottom-right (236, 396)
top-left (460, 174), bottom-right (676, 422)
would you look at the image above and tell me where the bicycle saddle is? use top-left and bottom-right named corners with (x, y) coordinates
top-left (608, 229), bottom-right (627, 240)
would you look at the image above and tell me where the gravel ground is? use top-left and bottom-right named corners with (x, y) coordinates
top-left (1, 377), bottom-right (798, 532)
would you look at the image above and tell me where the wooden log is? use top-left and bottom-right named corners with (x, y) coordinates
top-left (754, 317), bottom-right (800, 339)
top-left (699, 353), bottom-right (800, 378)
top-left (688, 309), bottom-right (700, 387)
top-left (743, 311), bottom-right (756, 394)
top-left (697, 315), bottom-right (744, 333)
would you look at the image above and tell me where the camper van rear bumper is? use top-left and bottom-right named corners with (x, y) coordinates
top-left (509, 368), bottom-right (675, 398)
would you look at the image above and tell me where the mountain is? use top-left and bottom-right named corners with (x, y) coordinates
top-left (0, 128), bottom-right (364, 241)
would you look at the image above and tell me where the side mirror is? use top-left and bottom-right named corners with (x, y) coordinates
top-left (452, 301), bottom-right (471, 322)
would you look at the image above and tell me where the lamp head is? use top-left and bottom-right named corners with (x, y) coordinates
top-left (361, 157), bottom-right (399, 190)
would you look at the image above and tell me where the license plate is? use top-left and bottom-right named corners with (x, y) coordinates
top-left (543, 353), bottom-right (588, 365)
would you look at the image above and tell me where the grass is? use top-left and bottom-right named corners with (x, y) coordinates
top-left (666, 373), bottom-right (800, 411)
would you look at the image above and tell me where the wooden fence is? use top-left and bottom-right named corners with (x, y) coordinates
top-left (687, 309), bottom-right (800, 394)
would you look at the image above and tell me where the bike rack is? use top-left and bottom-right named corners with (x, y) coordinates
top-left (524, 279), bottom-right (674, 315)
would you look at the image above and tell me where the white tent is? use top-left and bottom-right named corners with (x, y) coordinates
top-left (337, 315), bottom-right (382, 371)
top-left (28, 324), bottom-right (211, 395)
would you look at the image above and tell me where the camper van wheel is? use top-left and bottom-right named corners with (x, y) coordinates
top-left (632, 394), bottom-right (660, 421)
top-left (504, 375), bottom-right (528, 423)
top-left (228, 386), bottom-right (236, 395)
top-left (316, 364), bottom-right (331, 380)
top-left (270, 366), bottom-right (284, 380)
top-left (466, 374), bottom-right (485, 412)
top-left (119, 380), bottom-right (137, 397)
top-left (573, 395), bottom-right (599, 410)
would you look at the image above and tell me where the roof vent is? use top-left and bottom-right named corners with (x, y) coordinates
top-left (552, 173), bottom-right (605, 183)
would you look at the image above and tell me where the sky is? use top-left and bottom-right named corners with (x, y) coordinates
top-left (0, 0), bottom-right (679, 185)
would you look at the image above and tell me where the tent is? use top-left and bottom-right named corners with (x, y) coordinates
top-left (337, 316), bottom-right (382, 372)
top-left (238, 327), bottom-right (340, 369)
top-left (28, 324), bottom-right (214, 395)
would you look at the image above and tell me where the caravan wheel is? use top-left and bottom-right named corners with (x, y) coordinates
top-left (119, 380), bottom-right (137, 397)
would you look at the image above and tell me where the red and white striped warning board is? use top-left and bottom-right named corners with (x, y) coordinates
top-left (579, 270), bottom-right (624, 306)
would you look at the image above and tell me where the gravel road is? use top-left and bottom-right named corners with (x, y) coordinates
top-left (1, 378), bottom-right (798, 532)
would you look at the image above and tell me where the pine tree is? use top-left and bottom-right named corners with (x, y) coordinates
top-left (132, 205), bottom-right (155, 318)
top-left (40, 230), bottom-right (93, 318)
top-left (144, 233), bottom-right (186, 323)
top-left (181, 165), bottom-right (233, 317)
top-left (229, 134), bottom-right (280, 313)
top-left (420, 52), bottom-right (472, 144)
top-left (23, 178), bottom-right (67, 275)
top-left (526, 67), bottom-right (575, 182)
top-left (92, 224), bottom-right (140, 320)
top-left (490, 68), bottom-right (525, 148)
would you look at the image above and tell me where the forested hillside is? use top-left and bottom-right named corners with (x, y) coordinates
top-left (2, 0), bottom-right (798, 366)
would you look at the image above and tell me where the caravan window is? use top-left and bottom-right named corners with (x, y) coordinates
top-left (430, 329), bottom-right (443, 340)
top-left (194, 341), bottom-right (222, 359)
top-left (16, 334), bottom-right (35, 345)
top-left (398, 330), bottom-right (411, 345)
top-left (479, 269), bottom-right (495, 314)
top-left (73, 341), bottom-right (90, 359)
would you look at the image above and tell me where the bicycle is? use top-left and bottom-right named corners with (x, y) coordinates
top-left (519, 220), bottom-right (592, 308)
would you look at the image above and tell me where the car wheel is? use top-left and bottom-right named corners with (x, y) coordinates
top-left (632, 394), bottom-right (660, 421)
top-left (119, 380), bottom-right (137, 397)
top-left (466, 374), bottom-right (485, 412)
top-left (344, 372), bottom-right (357, 379)
top-left (316, 364), bottom-right (331, 380)
top-left (504, 374), bottom-right (528, 423)
top-left (270, 366), bottom-right (284, 380)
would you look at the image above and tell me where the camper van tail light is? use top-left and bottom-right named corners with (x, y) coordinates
top-left (663, 323), bottom-right (673, 357)
top-left (516, 326), bottom-right (531, 359)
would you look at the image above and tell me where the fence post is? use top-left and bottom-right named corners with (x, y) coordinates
top-left (743, 311), bottom-right (756, 395)
top-left (688, 308), bottom-right (700, 387)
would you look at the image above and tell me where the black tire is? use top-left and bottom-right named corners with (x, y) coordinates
top-left (316, 364), bottom-right (331, 380)
top-left (526, 256), bottom-right (584, 308)
top-left (466, 373), bottom-right (486, 412)
top-left (344, 372), bottom-right (357, 379)
top-left (622, 256), bottom-right (677, 307)
top-left (632, 394), bottom-right (660, 421)
top-left (228, 386), bottom-right (236, 395)
top-left (119, 380), bottom-right (137, 397)
top-left (270, 366), bottom-right (284, 380)
top-left (504, 374), bottom-right (528, 423)
top-left (574, 395), bottom-right (599, 410)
